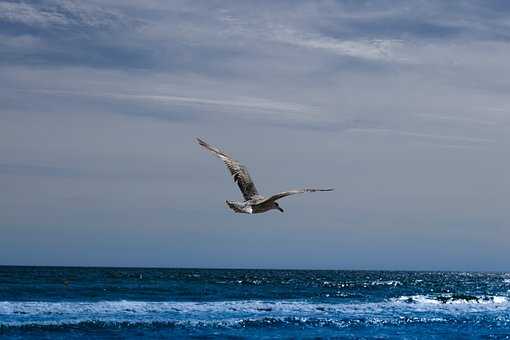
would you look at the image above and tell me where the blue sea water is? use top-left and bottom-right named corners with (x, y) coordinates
top-left (1, 267), bottom-right (510, 339)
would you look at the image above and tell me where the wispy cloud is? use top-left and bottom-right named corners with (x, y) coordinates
top-left (0, 0), bottom-right (130, 29)
top-left (348, 128), bottom-right (496, 144)
top-left (415, 114), bottom-right (501, 127)
top-left (18, 88), bottom-right (317, 121)
top-left (409, 141), bottom-right (487, 151)
top-left (0, 1), bottom-right (68, 27)
top-left (271, 29), bottom-right (404, 61)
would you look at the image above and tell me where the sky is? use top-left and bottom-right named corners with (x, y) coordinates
top-left (1, 0), bottom-right (509, 271)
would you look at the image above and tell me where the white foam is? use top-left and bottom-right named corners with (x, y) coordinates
top-left (392, 294), bottom-right (509, 309)
top-left (414, 295), bottom-right (505, 304)
top-left (1, 297), bottom-right (509, 327)
top-left (493, 296), bottom-right (508, 304)
top-left (371, 280), bottom-right (402, 286)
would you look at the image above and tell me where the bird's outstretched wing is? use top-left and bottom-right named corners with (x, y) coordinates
top-left (262, 188), bottom-right (334, 204)
top-left (197, 138), bottom-right (259, 201)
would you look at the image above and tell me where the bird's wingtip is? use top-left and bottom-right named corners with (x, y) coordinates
top-left (304, 188), bottom-right (335, 193)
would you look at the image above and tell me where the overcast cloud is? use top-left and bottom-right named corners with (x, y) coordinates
top-left (1, 0), bottom-right (509, 270)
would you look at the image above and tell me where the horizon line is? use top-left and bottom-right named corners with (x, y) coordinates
top-left (0, 264), bottom-right (507, 274)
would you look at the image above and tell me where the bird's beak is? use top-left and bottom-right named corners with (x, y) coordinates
top-left (277, 207), bottom-right (284, 213)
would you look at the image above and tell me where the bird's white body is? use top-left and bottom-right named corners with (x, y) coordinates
top-left (226, 200), bottom-right (253, 214)
top-left (226, 198), bottom-right (281, 214)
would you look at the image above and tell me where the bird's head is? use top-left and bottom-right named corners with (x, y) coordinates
top-left (274, 202), bottom-right (284, 213)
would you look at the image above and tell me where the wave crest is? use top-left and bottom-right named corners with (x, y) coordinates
top-left (395, 294), bottom-right (508, 305)
top-left (1, 296), bottom-right (509, 329)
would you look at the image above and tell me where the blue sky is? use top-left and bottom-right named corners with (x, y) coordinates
top-left (1, 0), bottom-right (509, 270)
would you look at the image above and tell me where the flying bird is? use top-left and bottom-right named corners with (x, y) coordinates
top-left (197, 138), bottom-right (333, 214)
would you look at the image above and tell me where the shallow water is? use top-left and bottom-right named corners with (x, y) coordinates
top-left (1, 267), bottom-right (509, 338)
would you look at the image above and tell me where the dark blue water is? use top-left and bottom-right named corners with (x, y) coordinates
top-left (1, 267), bottom-right (509, 338)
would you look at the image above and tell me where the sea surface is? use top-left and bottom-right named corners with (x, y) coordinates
top-left (1, 267), bottom-right (510, 339)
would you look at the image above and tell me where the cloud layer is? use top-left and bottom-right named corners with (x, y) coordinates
top-left (1, 0), bottom-right (509, 270)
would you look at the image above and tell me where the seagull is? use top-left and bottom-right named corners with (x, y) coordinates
top-left (197, 138), bottom-right (333, 214)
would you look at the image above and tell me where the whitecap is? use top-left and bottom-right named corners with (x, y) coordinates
top-left (393, 294), bottom-right (509, 306)
top-left (371, 280), bottom-right (402, 286)
top-left (1, 297), bottom-right (509, 328)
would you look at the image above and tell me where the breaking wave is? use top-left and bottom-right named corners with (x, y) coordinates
top-left (1, 295), bottom-right (509, 330)
top-left (394, 294), bottom-right (508, 305)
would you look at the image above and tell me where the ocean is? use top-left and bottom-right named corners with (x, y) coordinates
top-left (0, 266), bottom-right (509, 339)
